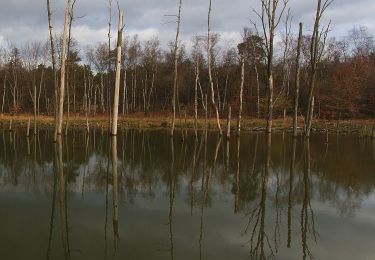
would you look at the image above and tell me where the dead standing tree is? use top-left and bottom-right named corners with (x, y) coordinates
top-left (281, 10), bottom-right (293, 119)
top-left (65, 0), bottom-right (78, 136)
top-left (305, 0), bottom-right (333, 137)
top-left (111, 4), bottom-right (124, 136)
top-left (170, 0), bottom-right (183, 137)
top-left (46, 0), bottom-right (58, 139)
top-left (56, 0), bottom-right (71, 140)
top-left (237, 56), bottom-right (245, 136)
top-left (207, 0), bottom-right (223, 136)
top-left (22, 41), bottom-right (43, 135)
top-left (107, 0), bottom-right (113, 132)
top-left (192, 36), bottom-right (203, 137)
top-left (253, 0), bottom-right (289, 134)
top-left (292, 23), bottom-right (303, 137)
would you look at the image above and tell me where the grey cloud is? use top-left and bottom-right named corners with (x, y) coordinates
top-left (0, 0), bottom-right (374, 49)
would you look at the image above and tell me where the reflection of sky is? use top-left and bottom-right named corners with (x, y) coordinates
top-left (1, 179), bottom-right (375, 260)
top-left (0, 132), bottom-right (375, 259)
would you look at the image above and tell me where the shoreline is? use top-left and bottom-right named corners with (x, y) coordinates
top-left (0, 114), bottom-right (374, 136)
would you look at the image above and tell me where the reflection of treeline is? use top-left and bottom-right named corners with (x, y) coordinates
top-left (0, 129), bottom-right (374, 213)
top-left (235, 137), bottom-right (373, 213)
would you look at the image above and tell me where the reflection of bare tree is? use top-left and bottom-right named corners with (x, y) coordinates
top-left (234, 136), bottom-right (240, 213)
top-left (199, 135), bottom-right (221, 259)
top-left (81, 133), bottom-right (90, 198)
top-left (46, 146), bottom-right (58, 260)
top-left (225, 138), bottom-right (230, 176)
top-left (190, 133), bottom-right (204, 216)
top-left (111, 136), bottom-right (120, 254)
top-left (56, 137), bottom-right (70, 260)
top-left (103, 134), bottom-right (111, 258)
top-left (250, 134), bottom-right (259, 177)
top-left (169, 136), bottom-right (176, 260)
top-left (287, 138), bottom-right (297, 248)
top-left (245, 134), bottom-right (274, 259)
top-left (300, 140), bottom-right (317, 260)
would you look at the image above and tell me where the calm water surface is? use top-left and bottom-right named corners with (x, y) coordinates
top-left (0, 128), bottom-right (374, 260)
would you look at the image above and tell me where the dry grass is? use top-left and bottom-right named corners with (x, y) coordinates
top-left (0, 113), bottom-right (374, 135)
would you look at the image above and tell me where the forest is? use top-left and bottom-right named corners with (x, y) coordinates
top-left (0, 0), bottom-right (374, 136)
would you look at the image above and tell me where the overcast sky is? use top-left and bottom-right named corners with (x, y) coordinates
top-left (0, 0), bottom-right (374, 50)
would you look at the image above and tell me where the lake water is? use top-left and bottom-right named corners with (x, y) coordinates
top-left (0, 128), bottom-right (374, 260)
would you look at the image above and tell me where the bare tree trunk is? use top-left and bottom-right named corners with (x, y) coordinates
top-left (293, 23), bottom-right (303, 137)
top-left (171, 0), bottom-right (182, 137)
top-left (107, 0), bottom-right (113, 132)
top-left (223, 70), bottom-right (229, 112)
top-left (266, 37), bottom-right (275, 134)
top-left (100, 74), bottom-right (105, 113)
top-left (94, 83), bottom-right (97, 116)
top-left (255, 64), bottom-right (260, 119)
top-left (84, 69), bottom-right (89, 134)
top-left (194, 50), bottom-right (200, 138)
top-left (111, 10), bottom-right (124, 136)
top-left (147, 68), bottom-right (156, 115)
top-left (65, 1), bottom-right (76, 136)
top-left (256, 0), bottom-right (289, 134)
top-left (65, 73), bottom-right (70, 136)
top-left (1, 75), bottom-right (5, 114)
top-left (305, 0), bottom-right (332, 137)
top-left (73, 70), bottom-right (76, 114)
top-left (55, 0), bottom-right (71, 140)
top-left (142, 71), bottom-right (147, 115)
top-left (226, 106), bottom-right (231, 140)
top-left (198, 81), bottom-right (206, 112)
top-left (33, 82), bottom-right (37, 135)
top-left (205, 94), bottom-right (208, 130)
top-left (134, 67), bottom-right (137, 111)
top-left (237, 57), bottom-right (245, 136)
top-left (47, 0), bottom-right (58, 140)
top-left (207, 0), bottom-right (222, 136)
top-left (122, 69), bottom-right (127, 115)
top-left (38, 68), bottom-right (44, 117)
top-left (88, 76), bottom-right (92, 114)
top-left (215, 70), bottom-right (221, 114)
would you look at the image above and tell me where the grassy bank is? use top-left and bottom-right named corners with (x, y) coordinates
top-left (0, 113), bottom-right (374, 136)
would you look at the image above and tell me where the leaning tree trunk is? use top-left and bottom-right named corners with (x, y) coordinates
top-left (111, 11), bottom-right (124, 136)
top-left (293, 23), bottom-right (303, 137)
top-left (207, 0), bottom-right (222, 136)
top-left (55, 0), bottom-right (71, 141)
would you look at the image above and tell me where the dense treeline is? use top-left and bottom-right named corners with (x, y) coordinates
top-left (0, 25), bottom-right (374, 120)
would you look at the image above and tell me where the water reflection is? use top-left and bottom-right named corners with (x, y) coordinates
top-left (0, 129), bottom-right (374, 260)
